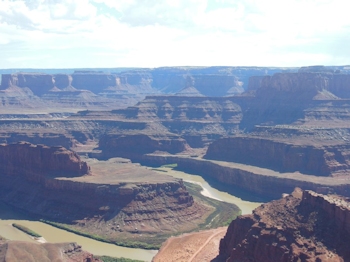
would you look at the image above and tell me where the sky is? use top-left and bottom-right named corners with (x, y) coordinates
top-left (0, 0), bottom-right (349, 68)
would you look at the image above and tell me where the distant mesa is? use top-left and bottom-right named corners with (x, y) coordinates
top-left (0, 66), bottom-right (298, 112)
top-left (175, 86), bottom-right (204, 97)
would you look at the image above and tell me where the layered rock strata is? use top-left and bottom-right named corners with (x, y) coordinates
top-left (205, 136), bottom-right (350, 177)
top-left (139, 154), bottom-right (350, 199)
top-left (0, 66), bottom-right (290, 113)
top-left (219, 188), bottom-right (350, 261)
top-left (99, 133), bottom-right (189, 159)
top-left (0, 141), bottom-right (89, 179)
top-left (0, 143), bottom-right (208, 240)
top-left (95, 95), bottom-right (244, 150)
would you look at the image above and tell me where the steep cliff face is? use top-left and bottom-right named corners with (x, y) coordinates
top-left (128, 96), bottom-right (243, 122)
top-left (205, 136), bottom-right (350, 176)
top-left (99, 133), bottom-right (189, 159)
top-left (0, 132), bottom-right (76, 149)
top-left (240, 71), bottom-right (350, 130)
top-left (257, 71), bottom-right (350, 99)
top-left (140, 154), bottom-right (350, 199)
top-left (109, 96), bottom-right (243, 148)
top-left (247, 75), bottom-right (265, 92)
top-left (219, 188), bottom-right (350, 262)
top-left (71, 72), bottom-right (118, 93)
top-left (0, 73), bottom-right (55, 96)
top-left (0, 142), bottom-right (89, 180)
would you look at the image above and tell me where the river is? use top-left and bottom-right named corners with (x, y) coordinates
top-left (150, 166), bottom-right (262, 215)
top-left (0, 166), bottom-right (262, 261)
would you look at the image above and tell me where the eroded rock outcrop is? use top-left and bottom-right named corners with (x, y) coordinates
top-left (96, 95), bottom-right (244, 149)
top-left (240, 70), bottom-right (350, 130)
top-left (0, 241), bottom-right (100, 262)
top-left (205, 136), bottom-right (350, 177)
top-left (99, 133), bottom-right (189, 159)
top-left (140, 154), bottom-right (350, 199)
top-left (0, 142), bottom-right (89, 180)
top-left (257, 71), bottom-right (350, 99)
top-left (219, 188), bottom-right (350, 262)
top-left (0, 143), bottom-right (212, 246)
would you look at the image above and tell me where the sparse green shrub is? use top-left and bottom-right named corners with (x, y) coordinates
top-left (12, 223), bottom-right (42, 238)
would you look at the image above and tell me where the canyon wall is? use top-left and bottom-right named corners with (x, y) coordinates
top-left (139, 155), bottom-right (350, 199)
top-left (257, 72), bottom-right (350, 99)
top-left (205, 136), bottom-right (350, 176)
top-left (99, 134), bottom-right (189, 159)
top-left (0, 143), bottom-right (201, 238)
top-left (104, 96), bottom-right (244, 148)
top-left (0, 67), bottom-right (291, 98)
top-left (0, 142), bottom-right (89, 180)
top-left (240, 70), bottom-right (350, 130)
top-left (219, 189), bottom-right (350, 261)
top-left (0, 132), bottom-right (76, 149)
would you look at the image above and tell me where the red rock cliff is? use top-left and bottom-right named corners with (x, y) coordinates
top-left (0, 142), bottom-right (89, 181)
top-left (205, 136), bottom-right (350, 177)
top-left (0, 143), bottom-right (201, 239)
top-left (219, 188), bottom-right (350, 262)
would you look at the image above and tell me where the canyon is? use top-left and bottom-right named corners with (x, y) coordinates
top-left (1, 65), bottom-right (350, 261)
top-left (0, 142), bottom-right (239, 250)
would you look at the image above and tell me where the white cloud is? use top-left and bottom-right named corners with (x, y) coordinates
top-left (0, 0), bottom-right (349, 68)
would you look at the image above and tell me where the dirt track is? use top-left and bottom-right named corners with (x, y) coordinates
top-left (153, 227), bottom-right (227, 262)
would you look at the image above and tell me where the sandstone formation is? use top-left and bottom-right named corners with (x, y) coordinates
top-left (2, 67), bottom-right (350, 204)
top-left (0, 143), bottom-right (220, 247)
top-left (205, 136), bottom-right (350, 177)
top-left (0, 141), bottom-right (90, 179)
top-left (95, 95), bottom-right (244, 151)
top-left (99, 133), bottom-right (189, 159)
top-left (139, 154), bottom-right (350, 199)
top-left (0, 66), bottom-right (291, 113)
top-left (0, 240), bottom-right (100, 262)
top-left (219, 188), bottom-right (350, 262)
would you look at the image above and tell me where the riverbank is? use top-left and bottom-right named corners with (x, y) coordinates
top-left (39, 181), bottom-right (241, 250)
top-left (151, 166), bottom-right (262, 215)
top-left (141, 154), bottom-right (350, 199)
top-left (0, 160), bottom-right (259, 261)
top-left (0, 200), bottom-right (157, 262)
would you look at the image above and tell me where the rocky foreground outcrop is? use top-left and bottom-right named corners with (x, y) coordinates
top-left (219, 188), bottom-right (350, 262)
top-left (0, 240), bottom-right (100, 262)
